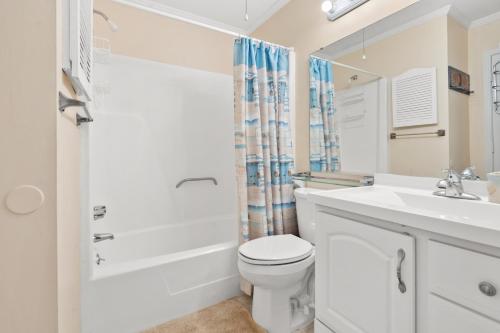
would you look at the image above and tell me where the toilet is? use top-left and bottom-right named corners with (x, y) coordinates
top-left (238, 187), bottom-right (320, 332)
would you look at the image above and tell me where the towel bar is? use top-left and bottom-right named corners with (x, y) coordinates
top-left (390, 129), bottom-right (445, 139)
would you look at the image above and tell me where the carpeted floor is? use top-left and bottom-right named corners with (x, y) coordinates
top-left (141, 295), bottom-right (314, 333)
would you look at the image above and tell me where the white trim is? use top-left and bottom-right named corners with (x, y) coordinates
top-left (483, 48), bottom-right (500, 173)
top-left (112, 0), bottom-right (246, 35)
top-left (111, 0), bottom-right (293, 50)
top-left (289, 50), bottom-right (297, 170)
top-left (246, 0), bottom-right (290, 33)
top-left (377, 78), bottom-right (389, 173)
top-left (470, 10), bottom-right (500, 29)
top-left (112, 0), bottom-right (290, 36)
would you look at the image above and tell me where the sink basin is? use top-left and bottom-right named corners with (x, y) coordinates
top-left (310, 184), bottom-right (500, 248)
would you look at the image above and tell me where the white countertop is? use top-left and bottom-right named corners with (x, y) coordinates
top-left (309, 174), bottom-right (500, 248)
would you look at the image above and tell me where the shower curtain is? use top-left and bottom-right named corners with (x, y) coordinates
top-left (309, 57), bottom-right (340, 172)
top-left (233, 37), bottom-right (297, 244)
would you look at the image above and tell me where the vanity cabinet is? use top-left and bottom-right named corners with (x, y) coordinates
top-left (315, 209), bottom-right (500, 333)
top-left (427, 241), bottom-right (500, 333)
top-left (315, 212), bottom-right (415, 333)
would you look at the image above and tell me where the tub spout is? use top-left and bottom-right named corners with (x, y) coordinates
top-left (93, 233), bottom-right (114, 243)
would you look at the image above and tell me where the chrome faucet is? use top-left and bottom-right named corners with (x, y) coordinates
top-left (461, 166), bottom-right (480, 180)
top-left (433, 169), bottom-right (480, 200)
top-left (93, 233), bottom-right (114, 243)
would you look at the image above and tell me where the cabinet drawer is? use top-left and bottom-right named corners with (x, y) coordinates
top-left (428, 241), bottom-right (500, 321)
top-left (428, 294), bottom-right (500, 333)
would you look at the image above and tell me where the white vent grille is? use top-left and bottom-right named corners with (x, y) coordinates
top-left (63, 0), bottom-right (93, 100)
top-left (392, 68), bottom-right (437, 128)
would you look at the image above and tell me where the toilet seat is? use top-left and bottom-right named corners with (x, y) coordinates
top-left (238, 234), bottom-right (313, 265)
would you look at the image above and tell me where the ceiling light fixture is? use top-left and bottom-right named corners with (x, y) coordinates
top-left (321, 0), bottom-right (333, 13)
top-left (321, 0), bottom-right (370, 21)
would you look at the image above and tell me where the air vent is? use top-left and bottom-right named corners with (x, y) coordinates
top-left (392, 68), bottom-right (437, 128)
top-left (63, 0), bottom-right (93, 100)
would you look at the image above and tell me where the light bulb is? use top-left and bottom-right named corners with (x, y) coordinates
top-left (362, 53), bottom-right (367, 60)
top-left (321, 0), bottom-right (333, 13)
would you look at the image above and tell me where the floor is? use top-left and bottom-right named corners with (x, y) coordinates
top-left (142, 295), bottom-right (314, 333)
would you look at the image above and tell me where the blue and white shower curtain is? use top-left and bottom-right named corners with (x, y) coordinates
top-left (309, 57), bottom-right (340, 172)
top-left (233, 37), bottom-right (297, 242)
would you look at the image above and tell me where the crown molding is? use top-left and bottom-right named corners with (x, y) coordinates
top-left (112, 0), bottom-right (290, 36)
top-left (112, 0), bottom-right (246, 35)
top-left (469, 10), bottom-right (500, 29)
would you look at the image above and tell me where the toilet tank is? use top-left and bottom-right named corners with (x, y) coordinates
top-left (294, 188), bottom-right (322, 244)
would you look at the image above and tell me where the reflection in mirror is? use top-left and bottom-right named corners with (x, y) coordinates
top-left (309, 57), bottom-right (387, 175)
top-left (310, 0), bottom-right (500, 179)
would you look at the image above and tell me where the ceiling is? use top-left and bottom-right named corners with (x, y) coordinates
top-left (116, 0), bottom-right (291, 34)
top-left (319, 0), bottom-right (500, 59)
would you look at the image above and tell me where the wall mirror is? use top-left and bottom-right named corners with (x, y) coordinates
top-left (309, 0), bottom-right (500, 179)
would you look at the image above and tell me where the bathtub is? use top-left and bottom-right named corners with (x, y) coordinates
top-left (82, 217), bottom-right (241, 333)
top-left (82, 55), bottom-right (240, 333)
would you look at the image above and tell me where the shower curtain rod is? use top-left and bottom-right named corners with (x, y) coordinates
top-left (310, 55), bottom-right (383, 78)
top-left (234, 35), bottom-right (294, 51)
top-left (112, 0), bottom-right (293, 51)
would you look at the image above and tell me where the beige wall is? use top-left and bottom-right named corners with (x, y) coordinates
top-left (0, 0), bottom-right (80, 333)
top-left (335, 16), bottom-right (450, 177)
top-left (94, 0), bottom-right (234, 75)
top-left (447, 17), bottom-right (470, 173)
top-left (468, 18), bottom-right (500, 177)
top-left (0, 1), bottom-right (81, 332)
top-left (0, 1), bottom-right (58, 331)
top-left (252, 0), bottom-right (419, 171)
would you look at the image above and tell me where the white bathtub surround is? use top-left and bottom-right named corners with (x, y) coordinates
top-left (81, 55), bottom-right (239, 333)
top-left (311, 174), bottom-right (500, 333)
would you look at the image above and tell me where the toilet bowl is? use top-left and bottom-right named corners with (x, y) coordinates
top-left (237, 187), bottom-right (321, 332)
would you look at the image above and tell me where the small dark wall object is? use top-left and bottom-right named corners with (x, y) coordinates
top-left (448, 66), bottom-right (473, 95)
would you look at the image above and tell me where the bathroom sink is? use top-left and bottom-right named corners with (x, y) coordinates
top-left (310, 185), bottom-right (500, 248)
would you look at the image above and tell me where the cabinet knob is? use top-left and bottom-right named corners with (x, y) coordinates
top-left (478, 282), bottom-right (497, 297)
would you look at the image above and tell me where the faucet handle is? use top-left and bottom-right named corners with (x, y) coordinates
top-left (441, 168), bottom-right (461, 182)
top-left (461, 166), bottom-right (480, 180)
top-left (436, 178), bottom-right (449, 189)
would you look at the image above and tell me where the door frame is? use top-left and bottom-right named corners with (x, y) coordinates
top-left (483, 48), bottom-right (500, 173)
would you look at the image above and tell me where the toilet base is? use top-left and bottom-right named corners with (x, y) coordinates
top-left (251, 268), bottom-right (315, 333)
top-left (252, 284), bottom-right (300, 333)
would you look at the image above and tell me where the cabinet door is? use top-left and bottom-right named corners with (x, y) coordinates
top-left (316, 212), bottom-right (415, 333)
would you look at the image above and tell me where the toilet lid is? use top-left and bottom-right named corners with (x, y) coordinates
top-left (239, 234), bottom-right (313, 265)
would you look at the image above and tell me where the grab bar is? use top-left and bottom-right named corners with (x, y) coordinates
top-left (176, 177), bottom-right (218, 188)
top-left (58, 92), bottom-right (94, 126)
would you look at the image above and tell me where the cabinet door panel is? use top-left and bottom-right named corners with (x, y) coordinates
top-left (316, 213), bottom-right (415, 333)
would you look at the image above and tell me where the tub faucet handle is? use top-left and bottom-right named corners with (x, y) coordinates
top-left (96, 253), bottom-right (106, 265)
